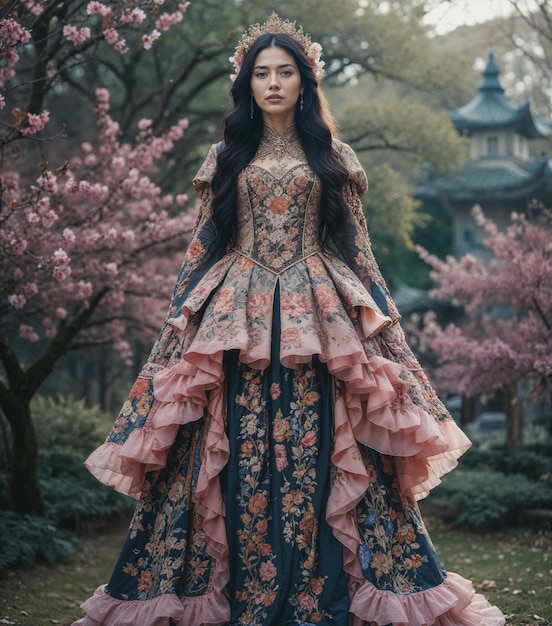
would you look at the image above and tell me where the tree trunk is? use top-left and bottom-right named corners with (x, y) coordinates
top-left (6, 393), bottom-right (44, 516)
top-left (461, 395), bottom-right (474, 427)
top-left (504, 382), bottom-right (522, 451)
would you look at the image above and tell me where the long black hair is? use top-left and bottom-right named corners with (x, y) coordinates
top-left (211, 32), bottom-right (350, 254)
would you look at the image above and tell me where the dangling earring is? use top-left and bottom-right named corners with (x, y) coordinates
top-left (300, 94), bottom-right (304, 112)
top-left (250, 97), bottom-right (254, 120)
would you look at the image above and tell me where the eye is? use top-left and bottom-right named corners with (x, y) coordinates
top-left (255, 71), bottom-right (267, 78)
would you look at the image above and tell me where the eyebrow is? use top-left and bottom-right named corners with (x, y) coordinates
top-left (253, 63), bottom-right (296, 70)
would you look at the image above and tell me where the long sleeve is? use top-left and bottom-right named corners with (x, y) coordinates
top-left (335, 141), bottom-right (401, 323)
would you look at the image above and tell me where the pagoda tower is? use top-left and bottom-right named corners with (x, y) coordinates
top-left (416, 49), bottom-right (552, 257)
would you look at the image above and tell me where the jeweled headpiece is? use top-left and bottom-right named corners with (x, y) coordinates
top-left (229, 12), bottom-right (325, 82)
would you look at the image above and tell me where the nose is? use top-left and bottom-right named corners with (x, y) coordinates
top-left (268, 72), bottom-right (280, 89)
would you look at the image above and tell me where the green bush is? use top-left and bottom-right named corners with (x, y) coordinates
top-left (0, 394), bottom-right (133, 571)
top-left (0, 510), bottom-right (79, 571)
top-left (431, 469), bottom-right (552, 529)
top-left (33, 394), bottom-right (115, 456)
top-left (458, 440), bottom-right (552, 481)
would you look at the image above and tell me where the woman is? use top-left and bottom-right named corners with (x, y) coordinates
top-left (74, 14), bottom-right (505, 626)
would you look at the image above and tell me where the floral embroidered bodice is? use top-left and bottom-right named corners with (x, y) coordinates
top-left (235, 163), bottom-right (321, 274)
top-left (230, 124), bottom-right (321, 275)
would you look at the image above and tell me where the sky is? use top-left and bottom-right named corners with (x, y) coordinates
top-left (423, 0), bottom-right (516, 34)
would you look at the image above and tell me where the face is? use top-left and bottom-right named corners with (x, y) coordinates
top-left (250, 45), bottom-right (303, 128)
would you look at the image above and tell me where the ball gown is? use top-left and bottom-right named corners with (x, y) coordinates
top-left (73, 125), bottom-right (505, 626)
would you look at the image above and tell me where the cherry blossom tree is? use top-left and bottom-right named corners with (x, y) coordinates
top-left (0, 1), bottom-right (195, 515)
top-left (413, 205), bottom-right (552, 449)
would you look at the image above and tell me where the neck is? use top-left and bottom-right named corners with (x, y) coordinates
top-left (261, 114), bottom-right (296, 135)
top-left (261, 122), bottom-right (298, 140)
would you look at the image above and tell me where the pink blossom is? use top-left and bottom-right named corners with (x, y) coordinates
top-left (0, 94), bottom-right (5, 110)
top-left (104, 262), bottom-right (118, 277)
top-left (26, 211), bottom-right (40, 223)
top-left (37, 171), bottom-right (58, 193)
top-left (121, 8), bottom-right (147, 24)
top-left (22, 282), bottom-right (38, 297)
top-left (42, 209), bottom-right (58, 228)
top-left (19, 324), bottom-right (39, 342)
top-left (103, 28), bottom-right (128, 54)
top-left (53, 266), bottom-right (71, 281)
top-left (155, 11), bottom-right (183, 32)
top-left (176, 194), bottom-right (188, 206)
top-left (53, 248), bottom-right (70, 266)
top-left (63, 228), bottom-right (76, 244)
top-left (0, 18), bottom-right (31, 46)
top-left (63, 25), bottom-right (91, 46)
top-left (86, 1), bottom-right (112, 16)
top-left (414, 205), bottom-right (552, 405)
top-left (142, 29), bottom-right (161, 50)
top-left (8, 294), bottom-right (26, 309)
top-left (55, 307), bottom-right (68, 319)
top-left (21, 109), bottom-right (50, 136)
top-left (10, 238), bottom-right (27, 256)
top-left (138, 118), bottom-right (152, 130)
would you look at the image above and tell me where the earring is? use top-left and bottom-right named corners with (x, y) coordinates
top-left (250, 97), bottom-right (254, 119)
top-left (300, 94), bottom-right (304, 112)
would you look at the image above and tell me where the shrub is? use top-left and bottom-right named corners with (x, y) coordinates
top-left (431, 469), bottom-right (552, 529)
top-left (0, 511), bottom-right (79, 571)
top-left (0, 394), bottom-right (133, 571)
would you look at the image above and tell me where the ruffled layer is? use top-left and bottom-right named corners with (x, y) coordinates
top-left (72, 573), bottom-right (504, 626)
top-left (348, 572), bottom-right (505, 626)
top-left (168, 252), bottom-right (392, 371)
top-left (72, 584), bottom-right (230, 626)
top-left (84, 356), bottom-right (219, 499)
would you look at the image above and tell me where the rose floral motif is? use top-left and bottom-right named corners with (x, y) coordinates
top-left (300, 430), bottom-right (317, 448)
top-left (129, 377), bottom-right (149, 399)
top-left (248, 292), bottom-right (272, 318)
top-left (395, 523), bottom-right (416, 545)
top-left (270, 382), bottom-right (281, 400)
top-left (259, 560), bottom-right (278, 582)
top-left (281, 326), bottom-right (301, 348)
top-left (248, 492), bottom-right (267, 515)
top-left (215, 287), bottom-right (235, 314)
top-left (297, 592), bottom-right (315, 611)
top-left (269, 196), bottom-right (289, 215)
top-left (315, 284), bottom-right (340, 316)
top-left (281, 292), bottom-right (310, 318)
top-left (274, 443), bottom-right (288, 471)
top-left (187, 239), bottom-right (204, 261)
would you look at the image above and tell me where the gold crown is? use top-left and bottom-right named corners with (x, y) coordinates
top-left (229, 12), bottom-right (324, 81)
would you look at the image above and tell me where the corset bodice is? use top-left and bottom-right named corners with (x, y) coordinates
top-left (235, 163), bottom-right (322, 274)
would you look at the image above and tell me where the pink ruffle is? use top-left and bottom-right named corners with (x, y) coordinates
top-left (84, 357), bottom-right (218, 499)
top-left (72, 584), bottom-right (230, 626)
top-left (152, 349), bottom-right (231, 601)
top-left (348, 572), bottom-right (505, 626)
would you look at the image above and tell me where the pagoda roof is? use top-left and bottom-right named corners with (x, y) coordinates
top-left (449, 50), bottom-right (551, 139)
top-left (416, 156), bottom-right (552, 203)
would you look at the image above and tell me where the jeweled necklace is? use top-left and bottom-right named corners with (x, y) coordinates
top-left (253, 124), bottom-right (306, 179)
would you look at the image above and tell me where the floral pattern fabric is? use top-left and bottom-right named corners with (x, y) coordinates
top-left (75, 137), bottom-right (505, 626)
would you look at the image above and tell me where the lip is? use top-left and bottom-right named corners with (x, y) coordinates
top-left (266, 95), bottom-right (283, 101)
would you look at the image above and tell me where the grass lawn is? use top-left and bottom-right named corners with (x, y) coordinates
top-left (0, 515), bottom-right (550, 625)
